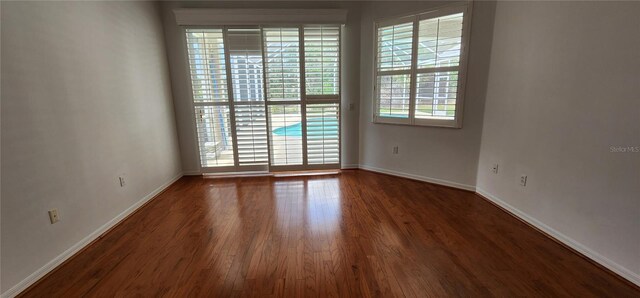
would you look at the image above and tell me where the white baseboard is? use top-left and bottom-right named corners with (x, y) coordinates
top-left (358, 164), bottom-right (476, 191)
top-left (340, 164), bottom-right (360, 169)
top-left (476, 188), bottom-right (640, 287)
top-left (1, 173), bottom-right (184, 298)
top-left (182, 170), bottom-right (201, 176)
top-left (204, 171), bottom-right (270, 178)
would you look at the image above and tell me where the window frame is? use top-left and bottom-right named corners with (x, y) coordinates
top-left (182, 24), bottom-right (342, 173)
top-left (373, 3), bottom-right (472, 128)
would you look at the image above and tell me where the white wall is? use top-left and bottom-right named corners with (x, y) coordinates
top-left (1, 1), bottom-right (182, 294)
top-left (476, 1), bottom-right (640, 284)
top-left (160, 1), bottom-right (362, 173)
top-left (358, 1), bottom-right (496, 189)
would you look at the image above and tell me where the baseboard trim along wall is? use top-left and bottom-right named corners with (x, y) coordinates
top-left (1, 173), bottom-right (184, 298)
top-left (358, 164), bottom-right (477, 191)
top-left (340, 164), bottom-right (360, 170)
top-left (476, 188), bottom-right (640, 288)
top-left (182, 170), bottom-right (202, 176)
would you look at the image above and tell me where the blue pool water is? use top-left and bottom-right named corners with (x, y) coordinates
top-left (273, 118), bottom-right (338, 138)
top-left (379, 113), bottom-right (409, 118)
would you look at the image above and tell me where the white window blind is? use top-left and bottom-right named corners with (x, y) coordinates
top-left (234, 104), bottom-right (268, 166)
top-left (185, 26), bottom-right (341, 171)
top-left (303, 25), bottom-right (341, 165)
top-left (377, 74), bottom-right (412, 118)
top-left (186, 29), bottom-right (235, 167)
top-left (304, 25), bottom-right (340, 96)
top-left (377, 22), bottom-right (414, 72)
top-left (415, 71), bottom-right (458, 120)
top-left (417, 13), bottom-right (463, 68)
top-left (227, 28), bottom-right (268, 166)
top-left (374, 5), bottom-right (470, 127)
top-left (194, 105), bottom-right (235, 167)
top-left (268, 104), bottom-right (303, 166)
top-left (263, 28), bottom-right (301, 101)
top-left (415, 13), bottom-right (463, 120)
top-left (306, 103), bottom-right (339, 164)
top-left (186, 29), bottom-right (228, 103)
top-left (228, 29), bottom-right (264, 103)
top-left (375, 21), bottom-right (414, 120)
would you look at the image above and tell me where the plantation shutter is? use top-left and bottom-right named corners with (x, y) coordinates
top-left (183, 23), bottom-right (343, 172)
top-left (263, 28), bottom-right (301, 101)
top-left (306, 104), bottom-right (339, 164)
top-left (227, 28), bottom-right (269, 166)
top-left (375, 21), bottom-right (414, 121)
top-left (263, 28), bottom-right (305, 166)
top-left (234, 104), bottom-right (268, 166)
top-left (268, 105), bottom-right (303, 166)
top-left (414, 12), bottom-right (464, 121)
top-left (304, 25), bottom-right (340, 97)
top-left (373, 4), bottom-right (471, 128)
top-left (186, 29), bottom-right (236, 168)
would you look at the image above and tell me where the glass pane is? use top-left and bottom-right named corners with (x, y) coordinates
top-left (234, 103), bottom-right (268, 166)
top-left (227, 28), bottom-right (264, 102)
top-left (417, 13), bottom-right (463, 68)
top-left (195, 105), bottom-right (235, 167)
top-left (263, 28), bottom-right (301, 101)
top-left (377, 22), bottom-right (414, 72)
top-left (304, 26), bottom-right (340, 96)
top-left (306, 103), bottom-right (339, 164)
top-left (377, 74), bottom-right (411, 118)
top-left (185, 29), bottom-right (229, 103)
top-left (268, 105), bottom-right (303, 165)
top-left (415, 71), bottom-right (458, 120)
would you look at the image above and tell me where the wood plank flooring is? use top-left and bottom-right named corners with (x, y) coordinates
top-left (20, 170), bottom-right (639, 297)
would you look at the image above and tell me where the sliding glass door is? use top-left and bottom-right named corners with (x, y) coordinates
top-left (303, 26), bottom-right (341, 167)
top-left (185, 25), bottom-right (340, 173)
top-left (228, 28), bottom-right (269, 171)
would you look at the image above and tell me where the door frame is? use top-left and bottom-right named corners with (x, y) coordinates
top-left (184, 25), bottom-right (342, 174)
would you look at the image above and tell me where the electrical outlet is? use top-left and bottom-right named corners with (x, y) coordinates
top-left (48, 209), bottom-right (59, 224)
top-left (393, 146), bottom-right (399, 154)
top-left (119, 176), bottom-right (126, 187)
top-left (520, 175), bottom-right (527, 186)
top-left (491, 164), bottom-right (499, 174)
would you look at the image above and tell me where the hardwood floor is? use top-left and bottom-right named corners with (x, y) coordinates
top-left (21, 170), bottom-right (639, 297)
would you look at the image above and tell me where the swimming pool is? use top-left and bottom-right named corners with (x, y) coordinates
top-left (272, 118), bottom-right (338, 137)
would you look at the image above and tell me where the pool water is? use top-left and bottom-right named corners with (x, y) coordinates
top-left (272, 118), bottom-right (338, 137)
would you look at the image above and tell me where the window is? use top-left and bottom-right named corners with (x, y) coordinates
top-left (185, 25), bottom-right (341, 172)
top-left (227, 28), bottom-right (268, 167)
top-left (374, 5), bottom-right (471, 128)
top-left (186, 29), bottom-right (234, 167)
top-left (304, 25), bottom-right (340, 97)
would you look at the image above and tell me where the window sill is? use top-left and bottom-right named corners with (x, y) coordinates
top-left (373, 117), bottom-right (462, 129)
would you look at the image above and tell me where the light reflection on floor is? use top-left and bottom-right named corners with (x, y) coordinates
top-left (274, 178), bottom-right (341, 236)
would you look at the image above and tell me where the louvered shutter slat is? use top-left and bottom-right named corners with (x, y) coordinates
top-left (304, 26), bottom-right (340, 96)
top-left (415, 12), bottom-right (464, 120)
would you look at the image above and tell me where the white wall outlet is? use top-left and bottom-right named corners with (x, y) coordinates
top-left (119, 176), bottom-right (126, 187)
top-left (48, 209), bottom-right (59, 224)
top-left (393, 146), bottom-right (399, 154)
top-left (491, 164), bottom-right (499, 174)
top-left (520, 175), bottom-right (528, 186)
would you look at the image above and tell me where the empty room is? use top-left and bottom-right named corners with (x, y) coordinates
top-left (1, 0), bottom-right (639, 297)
